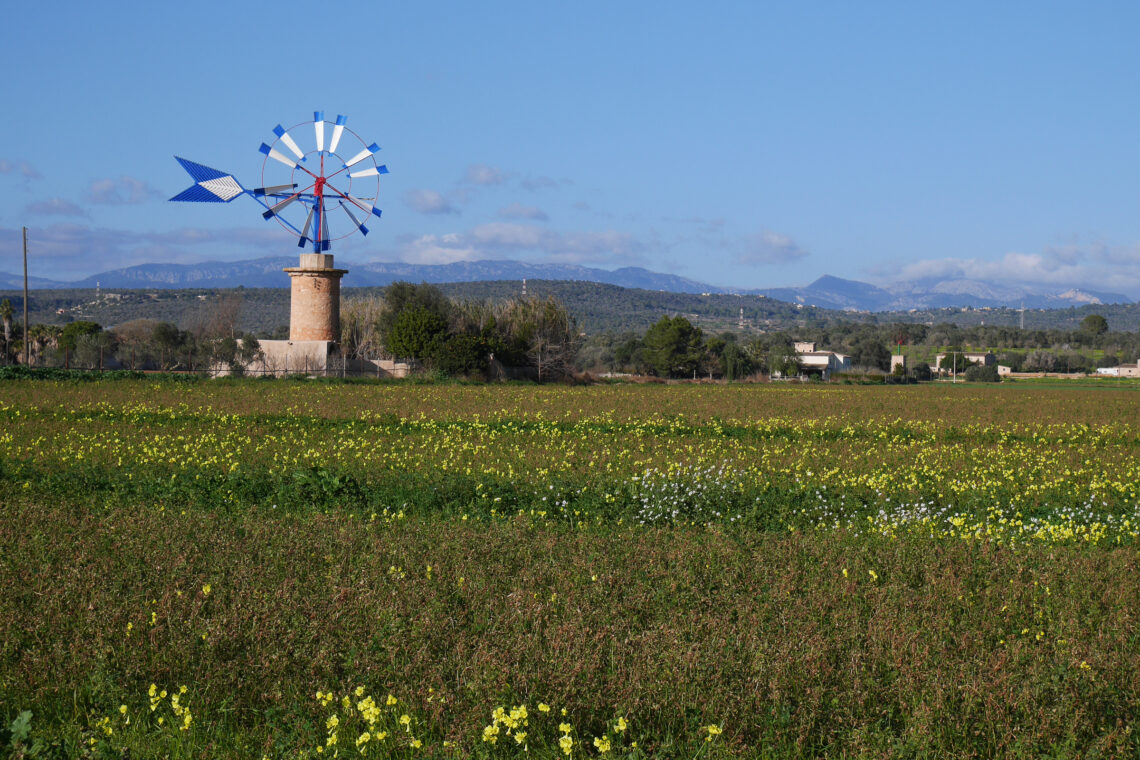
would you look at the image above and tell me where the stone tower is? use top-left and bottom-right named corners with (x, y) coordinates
top-left (283, 253), bottom-right (347, 342)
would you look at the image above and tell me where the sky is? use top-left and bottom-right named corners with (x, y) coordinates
top-left (3, 1), bottom-right (1140, 296)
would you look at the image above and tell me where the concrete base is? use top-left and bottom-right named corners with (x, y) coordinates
top-left (256, 340), bottom-right (334, 374)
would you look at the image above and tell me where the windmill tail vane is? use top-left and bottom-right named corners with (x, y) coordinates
top-left (170, 157), bottom-right (245, 203)
top-left (169, 111), bottom-right (387, 253)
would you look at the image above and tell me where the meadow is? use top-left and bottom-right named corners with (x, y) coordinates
top-left (2, 379), bottom-right (1139, 758)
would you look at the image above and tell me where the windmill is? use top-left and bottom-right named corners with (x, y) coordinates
top-left (171, 111), bottom-right (387, 252)
top-left (171, 114), bottom-right (388, 358)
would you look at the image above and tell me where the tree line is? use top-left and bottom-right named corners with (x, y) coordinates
top-left (575, 312), bottom-right (1137, 379)
top-left (3, 286), bottom-right (1136, 381)
top-left (0, 285), bottom-right (582, 381)
top-left (341, 282), bottom-right (578, 381)
top-left (0, 294), bottom-right (261, 372)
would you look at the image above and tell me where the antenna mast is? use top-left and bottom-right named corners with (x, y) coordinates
top-left (22, 227), bottom-right (29, 366)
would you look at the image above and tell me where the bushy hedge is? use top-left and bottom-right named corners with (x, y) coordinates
top-left (0, 366), bottom-right (146, 381)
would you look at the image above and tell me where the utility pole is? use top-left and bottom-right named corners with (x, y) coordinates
top-left (22, 227), bottom-right (29, 366)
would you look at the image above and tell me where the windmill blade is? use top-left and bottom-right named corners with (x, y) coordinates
top-left (260, 143), bottom-right (299, 169)
top-left (272, 125), bottom-right (305, 160)
top-left (344, 143), bottom-right (381, 168)
top-left (320, 210), bottom-right (331, 251)
top-left (311, 197), bottom-right (325, 250)
top-left (348, 195), bottom-right (383, 218)
top-left (252, 183), bottom-right (298, 197)
top-left (314, 111), bottom-right (325, 152)
top-left (348, 165), bottom-right (389, 179)
top-left (297, 206), bottom-right (316, 248)
top-left (339, 200), bottom-right (369, 236)
top-left (262, 194), bottom-right (300, 219)
top-left (328, 115), bottom-right (347, 154)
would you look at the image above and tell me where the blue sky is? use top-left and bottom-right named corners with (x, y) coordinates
top-left (3, 1), bottom-right (1140, 295)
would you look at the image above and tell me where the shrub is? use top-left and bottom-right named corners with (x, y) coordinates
top-left (964, 364), bottom-right (1000, 382)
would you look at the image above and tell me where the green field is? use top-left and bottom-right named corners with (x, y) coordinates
top-left (3, 379), bottom-right (1139, 758)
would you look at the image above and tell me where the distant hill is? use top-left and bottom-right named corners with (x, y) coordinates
top-left (0, 272), bottom-right (69, 289)
top-left (9, 258), bottom-right (721, 294)
top-left (756, 275), bottom-right (1132, 311)
top-left (756, 275), bottom-right (898, 311)
top-left (3, 279), bottom-right (1138, 336)
top-left (0, 281), bottom-right (843, 336)
top-left (6, 257), bottom-right (1134, 311)
top-left (352, 261), bottom-right (717, 294)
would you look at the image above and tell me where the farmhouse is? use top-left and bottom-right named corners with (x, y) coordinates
top-left (797, 350), bottom-right (853, 379)
top-left (934, 351), bottom-right (995, 375)
top-left (772, 342), bottom-right (852, 380)
top-left (1096, 363), bottom-right (1140, 378)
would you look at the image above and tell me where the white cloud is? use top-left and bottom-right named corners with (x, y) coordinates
top-left (464, 164), bottom-right (507, 186)
top-left (498, 203), bottom-right (549, 221)
top-left (0, 159), bottom-right (40, 178)
top-left (398, 233), bottom-right (480, 265)
top-left (735, 230), bottom-right (810, 265)
top-left (87, 176), bottom-right (163, 205)
top-left (663, 215), bottom-right (726, 231)
top-left (887, 243), bottom-right (1140, 295)
top-left (520, 175), bottom-right (565, 191)
top-left (26, 198), bottom-right (88, 217)
top-left (397, 222), bottom-right (645, 266)
top-left (0, 223), bottom-right (285, 280)
top-left (470, 222), bottom-right (544, 247)
top-left (403, 188), bottom-right (458, 215)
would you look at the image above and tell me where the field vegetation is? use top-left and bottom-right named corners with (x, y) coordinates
top-left (3, 379), bottom-right (1140, 757)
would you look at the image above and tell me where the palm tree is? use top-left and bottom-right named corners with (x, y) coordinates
top-left (28, 324), bottom-right (59, 366)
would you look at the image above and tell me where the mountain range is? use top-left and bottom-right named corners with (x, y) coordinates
top-left (1, 258), bottom-right (1131, 312)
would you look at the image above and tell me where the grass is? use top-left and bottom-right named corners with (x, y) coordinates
top-left (2, 378), bottom-right (1139, 757)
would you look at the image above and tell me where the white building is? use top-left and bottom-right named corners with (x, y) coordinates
top-left (1097, 364), bottom-right (1140, 378)
top-left (934, 351), bottom-right (995, 375)
top-left (798, 351), bottom-right (852, 379)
